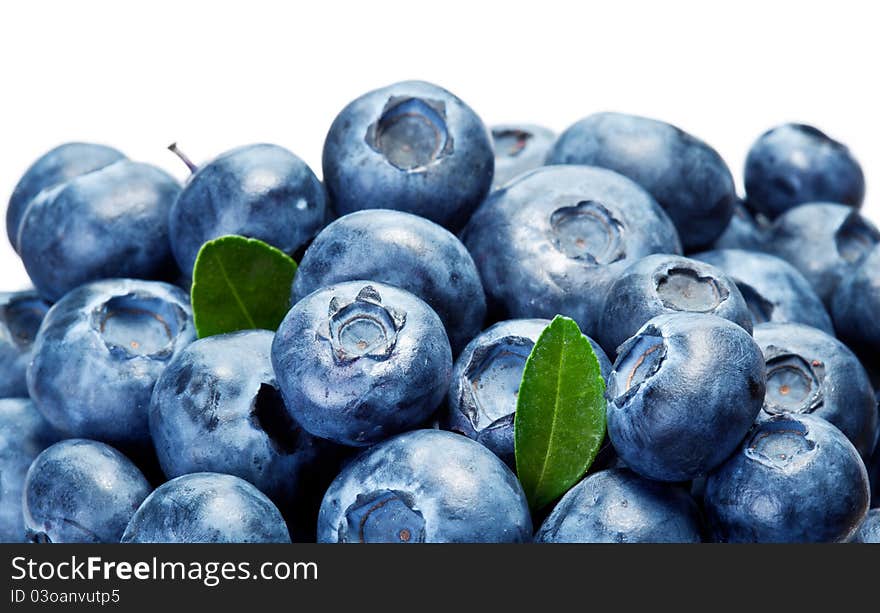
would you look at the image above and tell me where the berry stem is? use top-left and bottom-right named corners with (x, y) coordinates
top-left (167, 143), bottom-right (198, 174)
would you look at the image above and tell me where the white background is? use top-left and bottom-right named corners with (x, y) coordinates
top-left (1, 0), bottom-right (878, 293)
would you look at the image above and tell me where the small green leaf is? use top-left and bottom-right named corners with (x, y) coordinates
top-left (514, 315), bottom-right (607, 511)
top-left (191, 235), bottom-right (297, 338)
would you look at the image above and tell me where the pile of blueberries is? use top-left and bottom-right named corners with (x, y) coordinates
top-left (2, 80), bottom-right (880, 544)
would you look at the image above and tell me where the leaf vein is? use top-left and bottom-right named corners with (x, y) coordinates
top-left (211, 249), bottom-right (257, 329)
top-left (531, 328), bottom-right (568, 501)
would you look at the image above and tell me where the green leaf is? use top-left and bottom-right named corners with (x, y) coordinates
top-left (191, 235), bottom-right (297, 338)
top-left (514, 315), bottom-right (607, 511)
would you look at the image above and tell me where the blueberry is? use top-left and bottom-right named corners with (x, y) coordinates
top-left (767, 202), bottom-right (880, 306)
top-left (694, 249), bottom-right (833, 333)
top-left (442, 318), bottom-right (610, 468)
top-left (121, 473), bottom-right (290, 543)
top-left (462, 165), bottom-right (681, 338)
top-left (322, 81), bottom-right (493, 231)
top-left (547, 112), bottom-right (736, 250)
top-left (607, 313), bottom-right (765, 482)
top-left (744, 123), bottom-right (865, 219)
top-left (318, 430), bottom-right (531, 543)
top-left (23, 439), bottom-right (151, 543)
top-left (6, 142), bottom-right (125, 251)
top-left (597, 254), bottom-right (753, 358)
top-left (168, 144), bottom-right (326, 275)
top-left (490, 124), bottom-right (555, 189)
top-left (150, 330), bottom-right (335, 528)
top-left (15, 158), bottom-right (181, 302)
top-left (704, 414), bottom-right (869, 543)
top-left (851, 509), bottom-right (880, 543)
top-left (293, 209), bottom-right (485, 353)
top-left (832, 245), bottom-right (880, 371)
top-left (753, 322), bottom-right (877, 460)
top-left (0, 291), bottom-right (50, 397)
top-left (534, 468), bottom-right (702, 543)
top-left (710, 199), bottom-right (770, 252)
top-left (869, 434), bottom-right (880, 508)
top-left (0, 399), bottom-right (59, 542)
top-left (27, 279), bottom-right (195, 450)
top-left (273, 282), bottom-right (452, 447)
